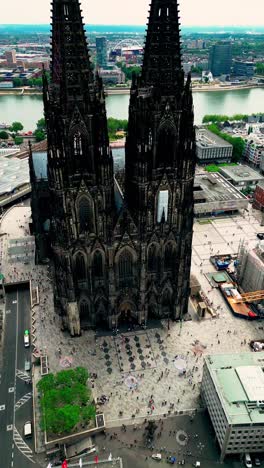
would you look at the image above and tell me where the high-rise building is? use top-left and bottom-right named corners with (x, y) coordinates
top-left (30, 0), bottom-right (196, 335)
top-left (5, 49), bottom-right (17, 67)
top-left (234, 60), bottom-right (254, 78)
top-left (209, 42), bottom-right (232, 76)
top-left (96, 37), bottom-right (107, 68)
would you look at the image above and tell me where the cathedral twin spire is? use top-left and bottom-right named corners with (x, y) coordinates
top-left (50, 0), bottom-right (183, 96)
top-left (51, 0), bottom-right (93, 102)
top-left (141, 0), bottom-right (183, 89)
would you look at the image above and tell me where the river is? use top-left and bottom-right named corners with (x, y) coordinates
top-left (0, 87), bottom-right (264, 131)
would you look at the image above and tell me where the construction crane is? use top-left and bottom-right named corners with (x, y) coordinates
top-left (233, 290), bottom-right (264, 303)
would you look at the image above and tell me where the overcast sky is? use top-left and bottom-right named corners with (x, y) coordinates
top-left (1, 0), bottom-right (264, 26)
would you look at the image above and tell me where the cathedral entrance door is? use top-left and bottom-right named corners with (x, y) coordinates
top-left (118, 301), bottom-right (137, 326)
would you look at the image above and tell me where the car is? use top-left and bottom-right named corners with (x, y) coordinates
top-left (24, 330), bottom-right (30, 348)
top-left (257, 233), bottom-right (264, 240)
top-left (254, 458), bottom-right (261, 467)
top-left (244, 453), bottom-right (253, 468)
top-left (24, 360), bottom-right (31, 371)
top-left (152, 454), bottom-right (162, 461)
top-left (23, 421), bottom-right (32, 438)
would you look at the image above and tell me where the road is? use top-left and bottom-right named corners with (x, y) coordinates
top-left (0, 285), bottom-right (42, 468)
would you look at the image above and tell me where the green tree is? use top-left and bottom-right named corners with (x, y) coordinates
top-left (256, 62), bottom-right (264, 75)
top-left (36, 117), bottom-right (46, 132)
top-left (0, 131), bottom-right (9, 139)
top-left (34, 130), bottom-right (45, 142)
top-left (207, 123), bottom-right (245, 162)
top-left (107, 117), bottom-right (128, 140)
top-left (10, 121), bottom-right (23, 134)
top-left (56, 405), bottom-right (80, 433)
top-left (81, 405), bottom-right (96, 424)
top-left (13, 77), bottom-right (23, 88)
top-left (14, 136), bottom-right (24, 145)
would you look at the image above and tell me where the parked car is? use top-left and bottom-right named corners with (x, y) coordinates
top-left (244, 453), bottom-right (253, 468)
top-left (254, 457), bottom-right (261, 467)
top-left (23, 421), bottom-right (32, 438)
top-left (24, 330), bottom-right (30, 348)
top-left (257, 233), bottom-right (264, 240)
top-left (152, 454), bottom-right (162, 461)
top-left (24, 360), bottom-right (31, 371)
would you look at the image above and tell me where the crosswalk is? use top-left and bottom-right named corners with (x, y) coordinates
top-left (15, 392), bottom-right (32, 411)
top-left (13, 426), bottom-right (35, 464)
top-left (16, 369), bottom-right (31, 383)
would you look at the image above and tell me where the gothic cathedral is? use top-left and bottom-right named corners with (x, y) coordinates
top-left (30, 0), bottom-right (196, 335)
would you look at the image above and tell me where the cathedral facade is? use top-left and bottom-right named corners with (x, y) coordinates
top-left (30, 0), bottom-right (196, 335)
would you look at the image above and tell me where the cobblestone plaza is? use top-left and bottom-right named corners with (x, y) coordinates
top-left (1, 204), bottom-right (263, 426)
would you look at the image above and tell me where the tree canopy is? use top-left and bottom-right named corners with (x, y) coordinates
top-left (37, 367), bottom-right (96, 436)
top-left (0, 131), bottom-right (9, 140)
top-left (9, 121), bottom-right (23, 134)
top-left (207, 123), bottom-right (245, 163)
top-left (108, 117), bottom-right (128, 141)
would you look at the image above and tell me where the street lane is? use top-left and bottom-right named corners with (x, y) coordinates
top-left (0, 290), bottom-right (18, 468)
top-left (0, 286), bottom-right (40, 467)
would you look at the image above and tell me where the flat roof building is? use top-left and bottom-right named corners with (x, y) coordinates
top-left (0, 155), bottom-right (30, 209)
top-left (202, 353), bottom-right (264, 461)
top-left (196, 128), bottom-right (233, 164)
top-left (194, 173), bottom-right (248, 216)
top-left (219, 164), bottom-right (264, 189)
top-left (234, 60), bottom-right (254, 78)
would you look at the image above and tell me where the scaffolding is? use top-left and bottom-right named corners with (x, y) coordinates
top-left (237, 240), bottom-right (264, 293)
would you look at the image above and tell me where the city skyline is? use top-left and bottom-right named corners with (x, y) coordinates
top-left (1, 0), bottom-right (264, 26)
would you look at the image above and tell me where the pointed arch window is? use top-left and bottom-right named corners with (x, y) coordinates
top-left (75, 253), bottom-right (86, 281)
top-left (157, 190), bottom-right (169, 223)
top-left (73, 131), bottom-right (83, 157)
top-left (92, 250), bottom-right (104, 278)
top-left (164, 243), bottom-right (176, 271)
top-left (148, 244), bottom-right (159, 273)
top-left (157, 122), bottom-right (176, 168)
top-left (118, 250), bottom-right (133, 287)
top-left (79, 197), bottom-right (94, 233)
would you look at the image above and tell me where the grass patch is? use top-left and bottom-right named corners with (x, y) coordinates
top-left (205, 163), bottom-right (238, 173)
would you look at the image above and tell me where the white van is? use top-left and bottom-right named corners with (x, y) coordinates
top-left (244, 453), bottom-right (252, 468)
top-left (23, 421), bottom-right (32, 438)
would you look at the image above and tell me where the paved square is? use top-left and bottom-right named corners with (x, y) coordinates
top-left (114, 332), bottom-right (157, 373)
top-left (1, 205), bottom-right (264, 428)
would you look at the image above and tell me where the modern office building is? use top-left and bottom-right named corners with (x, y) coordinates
top-left (5, 49), bottom-right (17, 67)
top-left (233, 60), bottom-right (254, 78)
top-left (244, 134), bottom-right (264, 167)
top-left (237, 240), bottom-right (264, 293)
top-left (219, 164), bottom-right (264, 190)
top-left (99, 67), bottom-right (124, 85)
top-left (254, 180), bottom-right (264, 211)
top-left (209, 42), bottom-right (232, 76)
top-left (202, 353), bottom-right (264, 461)
top-left (96, 37), bottom-right (107, 68)
top-left (196, 128), bottom-right (233, 164)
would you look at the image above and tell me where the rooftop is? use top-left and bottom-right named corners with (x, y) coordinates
top-left (0, 154), bottom-right (29, 197)
top-left (196, 128), bottom-right (233, 149)
top-left (194, 173), bottom-right (246, 202)
top-left (205, 353), bottom-right (264, 425)
top-left (220, 164), bottom-right (264, 183)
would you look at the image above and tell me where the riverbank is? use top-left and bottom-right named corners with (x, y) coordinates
top-left (1, 87), bottom-right (264, 130)
top-left (1, 83), bottom-right (264, 97)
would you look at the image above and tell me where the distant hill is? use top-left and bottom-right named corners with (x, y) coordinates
top-left (0, 24), bottom-right (264, 35)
